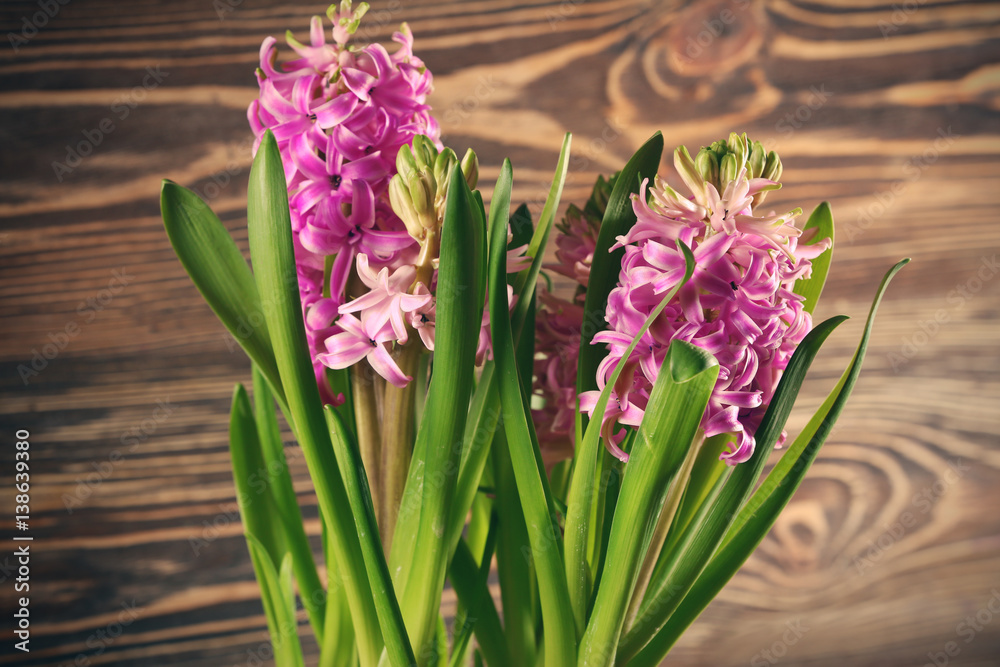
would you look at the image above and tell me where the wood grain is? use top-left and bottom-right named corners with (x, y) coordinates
top-left (1, 0), bottom-right (999, 664)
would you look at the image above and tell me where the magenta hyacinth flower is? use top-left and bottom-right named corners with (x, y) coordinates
top-left (580, 140), bottom-right (830, 464)
top-left (247, 3), bottom-right (440, 403)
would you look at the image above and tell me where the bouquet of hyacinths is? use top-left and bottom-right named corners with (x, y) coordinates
top-left (159, 4), bottom-right (907, 666)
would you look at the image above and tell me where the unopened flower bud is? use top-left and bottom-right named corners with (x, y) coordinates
top-left (396, 144), bottom-right (418, 181)
top-left (748, 141), bottom-right (766, 179)
top-left (695, 149), bottom-right (720, 189)
top-left (674, 145), bottom-right (709, 207)
top-left (719, 153), bottom-right (738, 191)
top-left (752, 150), bottom-right (784, 208)
top-left (407, 171), bottom-right (433, 220)
top-left (460, 148), bottom-right (478, 190)
top-left (412, 134), bottom-right (436, 170)
top-left (762, 150), bottom-right (782, 182)
top-left (433, 148), bottom-right (457, 193)
top-left (389, 174), bottom-right (423, 240)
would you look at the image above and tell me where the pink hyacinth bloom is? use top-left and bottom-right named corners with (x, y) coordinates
top-left (248, 7), bottom-right (439, 397)
top-left (318, 313), bottom-right (413, 388)
top-left (339, 254), bottom-right (431, 344)
top-left (581, 158), bottom-right (830, 464)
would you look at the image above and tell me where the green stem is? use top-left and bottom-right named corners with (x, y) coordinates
top-left (352, 364), bottom-right (382, 528)
top-left (379, 341), bottom-right (419, 552)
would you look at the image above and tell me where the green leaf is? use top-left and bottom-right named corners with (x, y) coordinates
top-left (442, 159), bottom-right (515, 567)
top-left (229, 382), bottom-right (286, 577)
top-left (577, 341), bottom-right (719, 667)
top-left (492, 427), bottom-right (538, 667)
top-left (251, 367), bottom-right (327, 646)
top-left (793, 202), bottom-right (834, 314)
top-left (390, 164), bottom-right (483, 660)
top-left (247, 130), bottom-right (382, 667)
top-left (448, 517), bottom-right (502, 667)
top-left (488, 153), bottom-right (577, 667)
top-left (564, 243), bottom-right (695, 636)
top-left (618, 314), bottom-right (849, 663)
top-left (511, 135), bottom-right (571, 339)
top-left (246, 537), bottom-right (306, 667)
top-left (627, 258), bottom-right (910, 667)
top-left (160, 180), bottom-right (288, 418)
top-left (325, 408), bottom-right (416, 667)
top-left (450, 538), bottom-right (509, 667)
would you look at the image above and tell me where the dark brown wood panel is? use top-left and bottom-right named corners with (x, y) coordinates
top-left (1, 0), bottom-right (998, 665)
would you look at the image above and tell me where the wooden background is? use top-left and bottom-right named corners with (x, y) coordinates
top-left (1, 0), bottom-right (999, 664)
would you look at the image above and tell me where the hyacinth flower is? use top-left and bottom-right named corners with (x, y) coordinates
top-left (247, 1), bottom-right (440, 405)
top-left (579, 134), bottom-right (830, 464)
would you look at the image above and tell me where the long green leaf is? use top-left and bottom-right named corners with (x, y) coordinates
top-left (229, 384), bottom-right (286, 570)
top-left (488, 155), bottom-right (577, 667)
top-left (793, 202), bottom-right (834, 314)
top-left (247, 130), bottom-right (382, 667)
top-left (448, 521), bottom-right (503, 667)
top-left (252, 366), bottom-right (327, 646)
top-left (160, 180), bottom-right (288, 417)
top-left (246, 537), bottom-right (306, 667)
top-left (510, 135), bottom-right (571, 333)
top-left (443, 158), bottom-right (515, 557)
top-left (391, 164), bottom-right (483, 662)
top-left (450, 539), bottom-right (508, 667)
top-left (618, 315), bottom-right (849, 663)
top-left (325, 408), bottom-right (416, 667)
top-left (627, 258), bottom-right (910, 667)
top-left (564, 243), bottom-right (695, 635)
top-left (578, 341), bottom-right (719, 667)
top-left (492, 426), bottom-right (538, 667)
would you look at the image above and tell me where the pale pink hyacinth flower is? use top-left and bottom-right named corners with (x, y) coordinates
top-left (580, 148), bottom-right (830, 464)
top-left (247, 4), bottom-right (439, 403)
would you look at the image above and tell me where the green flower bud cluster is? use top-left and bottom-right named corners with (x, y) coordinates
top-left (389, 136), bottom-right (478, 264)
top-left (693, 132), bottom-right (783, 207)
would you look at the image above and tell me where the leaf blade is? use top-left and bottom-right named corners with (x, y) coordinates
top-left (793, 201), bottom-right (834, 314)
